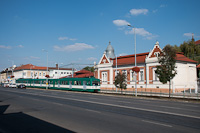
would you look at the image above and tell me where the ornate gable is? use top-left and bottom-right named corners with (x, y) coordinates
top-left (147, 41), bottom-right (162, 58)
top-left (99, 52), bottom-right (110, 64)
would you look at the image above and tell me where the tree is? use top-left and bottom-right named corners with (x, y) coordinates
top-left (155, 45), bottom-right (177, 98)
top-left (178, 39), bottom-right (200, 63)
top-left (114, 72), bottom-right (127, 94)
top-left (83, 66), bottom-right (94, 72)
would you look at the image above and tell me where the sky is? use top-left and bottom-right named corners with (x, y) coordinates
top-left (0, 0), bottom-right (200, 71)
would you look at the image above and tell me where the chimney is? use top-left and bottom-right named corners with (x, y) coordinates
top-left (56, 64), bottom-right (58, 69)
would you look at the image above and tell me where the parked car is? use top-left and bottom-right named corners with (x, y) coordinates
top-left (9, 83), bottom-right (17, 88)
top-left (17, 84), bottom-right (26, 89)
top-left (4, 83), bottom-right (9, 87)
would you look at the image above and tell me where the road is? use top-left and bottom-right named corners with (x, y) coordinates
top-left (0, 87), bottom-right (200, 133)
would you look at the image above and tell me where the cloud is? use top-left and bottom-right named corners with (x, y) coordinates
top-left (160, 4), bottom-right (167, 8)
top-left (87, 57), bottom-right (97, 61)
top-left (119, 53), bottom-right (127, 56)
top-left (183, 33), bottom-right (200, 38)
top-left (30, 56), bottom-right (40, 59)
top-left (183, 33), bottom-right (193, 37)
top-left (113, 20), bottom-right (130, 26)
top-left (0, 45), bottom-right (12, 49)
top-left (130, 9), bottom-right (148, 16)
top-left (126, 28), bottom-right (158, 40)
top-left (17, 45), bottom-right (24, 48)
top-left (54, 43), bottom-right (95, 52)
top-left (58, 36), bottom-right (77, 41)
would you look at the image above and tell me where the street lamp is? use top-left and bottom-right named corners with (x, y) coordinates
top-left (42, 49), bottom-right (48, 90)
top-left (128, 24), bottom-right (137, 97)
top-left (8, 60), bottom-right (14, 83)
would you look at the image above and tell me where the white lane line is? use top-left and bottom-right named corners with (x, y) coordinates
top-left (85, 109), bottom-right (101, 114)
top-left (142, 120), bottom-right (172, 127)
top-left (2, 89), bottom-right (200, 120)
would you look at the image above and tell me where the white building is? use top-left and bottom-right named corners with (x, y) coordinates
top-left (94, 42), bottom-right (198, 93)
top-left (13, 64), bottom-right (73, 80)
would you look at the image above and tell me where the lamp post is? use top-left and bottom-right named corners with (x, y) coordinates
top-left (8, 60), bottom-right (14, 83)
top-left (116, 54), bottom-right (118, 92)
top-left (42, 49), bottom-right (48, 90)
top-left (128, 24), bottom-right (137, 97)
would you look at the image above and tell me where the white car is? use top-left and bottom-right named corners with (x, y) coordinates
top-left (9, 83), bottom-right (17, 88)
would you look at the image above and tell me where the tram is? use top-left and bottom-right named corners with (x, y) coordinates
top-left (16, 77), bottom-right (100, 92)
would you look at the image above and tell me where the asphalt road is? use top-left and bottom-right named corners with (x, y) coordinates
top-left (0, 87), bottom-right (200, 133)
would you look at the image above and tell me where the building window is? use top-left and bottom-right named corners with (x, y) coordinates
top-left (39, 73), bottom-right (41, 76)
top-left (64, 72), bottom-right (66, 74)
top-left (102, 72), bottom-right (107, 82)
top-left (122, 70), bottom-right (127, 80)
top-left (23, 72), bottom-right (26, 76)
top-left (139, 69), bottom-right (144, 81)
top-left (154, 52), bottom-right (160, 57)
top-left (61, 72), bottom-right (63, 74)
top-left (153, 68), bottom-right (159, 81)
top-left (55, 72), bottom-right (57, 74)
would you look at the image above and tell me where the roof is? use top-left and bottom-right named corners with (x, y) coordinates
top-left (61, 69), bottom-right (94, 78)
top-left (48, 67), bottom-right (72, 70)
top-left (14, 64), bottom-right (47, 71)
top-left (197, 64), bottom-right (200, 68)
top-left (14, 64), bottom-right (72, 71)
top-left (111, 52), bottom-right (197, 66)
top-left (176, 53), bottom-right (197, 63)
top-left (195, 40), bottom-right (200, 45)
top-left (112, 52), bottom-right (149, 66)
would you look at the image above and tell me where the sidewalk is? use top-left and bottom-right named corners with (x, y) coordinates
top-left (100, 90), bottom-right (200, 100)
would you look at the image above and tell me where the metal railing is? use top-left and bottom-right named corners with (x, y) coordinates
top-left (100, 89), bottom-right (200, 100)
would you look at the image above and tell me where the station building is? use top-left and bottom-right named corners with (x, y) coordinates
top-left (94, 41), bottom-right (198, 93)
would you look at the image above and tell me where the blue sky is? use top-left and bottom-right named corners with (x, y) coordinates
top-left (0, 0), bottom-right (200, 70)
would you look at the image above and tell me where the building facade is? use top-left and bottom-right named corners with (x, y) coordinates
top-left (94, 42), bottom-right (198, 93)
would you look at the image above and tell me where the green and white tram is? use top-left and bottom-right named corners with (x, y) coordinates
top-left (16, 77), bottom-right (100, 92)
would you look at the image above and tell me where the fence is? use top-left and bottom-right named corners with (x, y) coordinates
top-left (100, 89), bottom-right (200, 100)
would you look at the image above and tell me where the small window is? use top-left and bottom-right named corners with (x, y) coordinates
top-left (55, 72), bottom-right (57, 74)
top-left (61, 72), bottom-right (63, 74)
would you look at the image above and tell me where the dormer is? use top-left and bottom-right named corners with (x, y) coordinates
top-left (145, 41), bottom-right (162, 63)
top-left (98, 51), bottom-right (111, 64)
top-left (147, 41), bottom-right (162, 58)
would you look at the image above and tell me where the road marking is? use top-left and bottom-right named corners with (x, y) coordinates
top-left (85, 109), bottom-right (101, 113)
top-left (2, 89), bottom-right (200, 120)
top-left (142, 120), bottom-right (172, 127)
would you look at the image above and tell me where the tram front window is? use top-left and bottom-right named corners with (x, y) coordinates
top-left (92, 81), bottom-right (99, 86)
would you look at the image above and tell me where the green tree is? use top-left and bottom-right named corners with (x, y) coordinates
top-left (83, 66), bottom-right (94, 72)
top-left (114, 72), bottom-right (127, 94)
top-left (155, 45), bottom-right (177, 98)
top-left (179, 39), bottom-right (200, 63)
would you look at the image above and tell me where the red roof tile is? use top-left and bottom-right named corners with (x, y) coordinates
top-left (112, 52), bottom-right (149, 66)
top-left (195, 40), bottom-right (200, 45)
top-left (60, 69), bottom-right (94, 78)
top-left (196, 64), bottom-right (200, 68)
top-left (176, 53), bottom-right (197, 63)
top-left (14, 64), bottom-right (47, 71)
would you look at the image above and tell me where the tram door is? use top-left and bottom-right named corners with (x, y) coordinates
top-left (83, 81), bottom-right (86, 90)
top-left (69, 81), bottom-right (72, 89)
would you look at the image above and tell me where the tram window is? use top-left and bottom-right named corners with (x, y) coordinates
top-left (74, 81), bottom-right (77, 85)
top-left (87, 81), bottom-right (91, 85)
top-left (92, 81), bottom-right (99, 86)
top-left (77, 81), bottom-right (81, 85)
top-left (69, 81), bottom-right (72, 85)
top-left (64, 81), bottom-right (68, 85)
